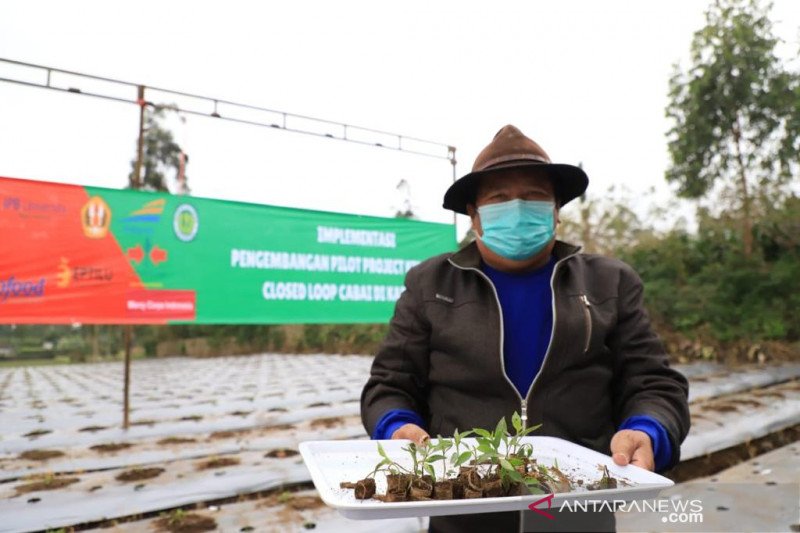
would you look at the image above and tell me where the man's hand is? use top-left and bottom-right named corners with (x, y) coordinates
top-left (610, 429), bottom-right (655, 471)
top-left (391, 423), bottom-right (430, 446)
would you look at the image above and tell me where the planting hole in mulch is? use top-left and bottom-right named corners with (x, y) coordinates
top-left (268, 407), bottom-right (288, 412)
top-left (702, 403), bottom-right (739, 413)
top-left (209, 430), bottom-right (242, 440)
top-left (15, 475), bottom-right (80, 494)
top-left (158, 437), bottom-right (197, 445)
top-left (154, 511), bottom-right (217, 533)
top-left (79, 425), bottom-right (109, 433)
top-left (310, 416), bottom-right (344, 429)
top-left (287, 495), bottom-right (325, 511)
top-left (19, 449), bottom-right (65, 461)
top-left (91, 442), bottom-right (133, 453)
top-left (180, 415), bottom-right (203, 422)
top-left (263, 423), bottom-right (296, 433)
top-left (23, 429), bottom-right (52, 439)
top-left (305, 402), bottom-right (331, 408)
top-left (115, 467), bottom-right (165, 482)
top-left (130, 419), bottom-right (157, 426)
top-left (229, 410), bottom-right (252, 417)
top-left (265, 448), bottom-right (299, 459)
top-left (196, 457), bottom-right (241, 470)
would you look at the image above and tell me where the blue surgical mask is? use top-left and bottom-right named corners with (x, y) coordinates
top-left (476, 199), bottom-right (555, 260)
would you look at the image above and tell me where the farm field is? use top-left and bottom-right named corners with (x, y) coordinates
top-left (1, 354), bottom-right (798, 532)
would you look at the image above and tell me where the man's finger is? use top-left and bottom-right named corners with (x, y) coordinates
top-left (610, 429), bottom-right (651, 467)
top-left (391, 423), bottom-right (430, 446)
top-left (630, 438), bottom-right (655, 471)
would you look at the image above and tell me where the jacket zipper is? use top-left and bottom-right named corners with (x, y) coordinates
top-left (447, 250), bottom-right (579, 432)
top-left (580, 294), bottom-right (592, 354)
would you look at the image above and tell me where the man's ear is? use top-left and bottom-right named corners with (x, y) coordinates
top-left (466, 204), bottom-right (481, 234)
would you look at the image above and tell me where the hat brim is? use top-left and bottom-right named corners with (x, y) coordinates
top-left (442, 161), bottom-right (588, 215)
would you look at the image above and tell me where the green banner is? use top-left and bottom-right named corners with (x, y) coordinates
top-left (0, 176), bottom-right (455, 324)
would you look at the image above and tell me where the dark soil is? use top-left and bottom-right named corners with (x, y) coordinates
top-left (209, 430), bottom-right (242, 440)
top-left (158, 437), bottom-right (197, 445)
top-left (23, 429), bottom-right (52, 439)
top-left (196, 457), bottom-right (240, 470)
top-left (179, 415), bottom-right (203, 422)
top-left (310, 416), bottom-right (344, 429)
top-left (90, 443), bottom-right (133, 453)
top-left (79, 425), bottom-right (109, 433)
top-left (666, 423), bottom-right (800, 483)
top-left (15, 476), bottom-right (80, 494)
top-left (130, 419), bottom-right (157, 426)
top-left (19, 449), bottom-right (65, 461)
top-left (286, 495), bottom-right (325, 511)
top-left (154, 513), bottom-right (217, 533)
top-left (265, 448), bottom-right (299, 459)
top-left (115, 467), bottom-right (165, 482)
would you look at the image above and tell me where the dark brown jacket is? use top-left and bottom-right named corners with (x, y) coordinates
top-left (360, 240), bottom-right (690, 532)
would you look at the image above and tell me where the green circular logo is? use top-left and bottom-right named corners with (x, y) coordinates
top-left (173, 204), bottom-right (198, 242)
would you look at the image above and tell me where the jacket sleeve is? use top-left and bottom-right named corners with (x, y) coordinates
top-left (360, 266), bottom-right (432, 438)
top-left (608, 263), bottom-right (691, 470)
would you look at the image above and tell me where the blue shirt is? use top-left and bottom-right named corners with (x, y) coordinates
top-left (372, 254), bottom-right (673, 471)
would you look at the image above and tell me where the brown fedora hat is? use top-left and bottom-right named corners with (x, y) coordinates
top-left (443, 125), bottom-right (588, 214)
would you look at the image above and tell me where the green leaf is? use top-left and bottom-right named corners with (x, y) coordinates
top-left (427, 454), bottom-right (445, 463)
top-left (495, 417), bottom-right (507, 438)
top-left (377, 442), bottom-right (389, 460)
top-left (472, 428), bottom-right (492, 439)
top-left (425, 464), bottom-right (436, 480)
top-left (525, 481), bottom-right (546, 494)
top-left (456, 451), bottom-right (472, 466)
top-left (511, 411), bottom-right (522, 432)
top-left (507, 469), bottom-right (523, 482)
top-left (499, 458), bottom-right (514, 471)
top-left (477, 442), bottom-right (495, 454)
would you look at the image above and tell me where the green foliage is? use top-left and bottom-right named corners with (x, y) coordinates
top-left (619, 195), bottom-right (800, 342)
top-left (127, 105), bottom-right (189, 194)
top-left (665, 0), bottom-right (798, 257)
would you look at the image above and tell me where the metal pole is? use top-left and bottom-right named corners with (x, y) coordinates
top-left (123, 325), bottom-right (132, 429)
top-left (123, 85), bottom-right (146, 430)
top-left (449, 147), bottom-right (458, 243)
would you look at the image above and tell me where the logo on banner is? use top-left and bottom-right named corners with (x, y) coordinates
top-left (173, 204), bottom-right (198, 242)
top-left (0, 276), bottom-right (46, 302)
top-left (122, 199), bottom-right (170, 266)
top-left (56, 258), bottom-right (113, 288)
top-left (122, 199), bottom-right (165, 235)
top-left (81, 196), bottom-right (111, 239)
top-left (3, 196), bottom-right (66, 218)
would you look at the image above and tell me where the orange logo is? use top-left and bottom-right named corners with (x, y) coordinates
top-left (56, 257), bottom-right (73, 288)
top-left (81, 196), bottom-right (111, 239)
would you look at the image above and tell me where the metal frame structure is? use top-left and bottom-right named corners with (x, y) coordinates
top-left (0, 56), bottom-right (459, 428)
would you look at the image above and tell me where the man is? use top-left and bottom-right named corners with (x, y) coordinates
top-left (360, 125), bottom-right (690, 532)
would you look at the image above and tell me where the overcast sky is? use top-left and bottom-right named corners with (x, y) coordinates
top-left (1, 0), bottom-right (798, 238)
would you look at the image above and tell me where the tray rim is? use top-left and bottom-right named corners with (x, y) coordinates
top-left (299, 435), bottom-right (675, 519)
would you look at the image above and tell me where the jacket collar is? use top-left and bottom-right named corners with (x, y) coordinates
top-left (449, 239), bottom-right (582, 270)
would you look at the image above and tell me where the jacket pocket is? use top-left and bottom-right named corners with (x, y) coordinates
top-left (580, 294), bottom-right (592, 354)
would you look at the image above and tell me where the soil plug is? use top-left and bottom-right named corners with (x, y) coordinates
top-left (386, 473), bottom-right (412, 494)
top-left (432, 480), bottom-right (454, 500)
top-left (354, 478), bottom-right (376, 500)
top-left (409, 477), bottom-right (433, 499)
top-left (482, 474), bottom-right (504, 498)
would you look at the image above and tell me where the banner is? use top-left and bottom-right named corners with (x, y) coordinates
top-left (0, 176), bottom-right (455, 324)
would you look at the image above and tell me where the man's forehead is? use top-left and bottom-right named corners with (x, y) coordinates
top-left (476, 168), bottom-right (555, 194)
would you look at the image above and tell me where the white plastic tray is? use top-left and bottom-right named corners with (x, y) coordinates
top-left (299, 436), bottom-right (674, 519)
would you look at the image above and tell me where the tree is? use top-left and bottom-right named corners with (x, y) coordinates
top-left (127, 105), bottom-right (190, 194)
top-left (665, 0), bottom-right (795, 258)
